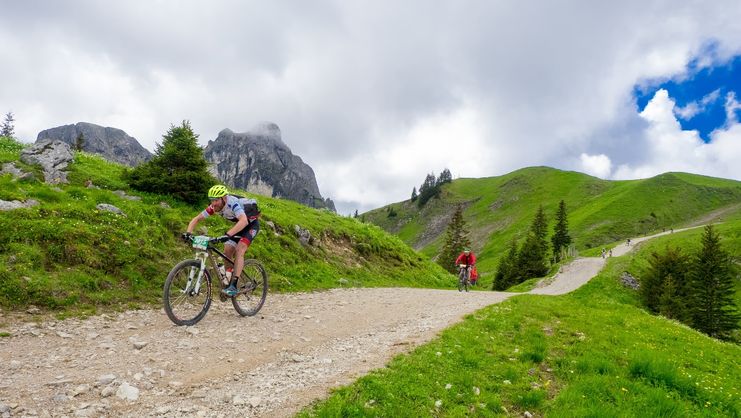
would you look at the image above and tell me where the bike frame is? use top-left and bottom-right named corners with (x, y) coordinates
top-left (186, 242), bottom-right (235, 296)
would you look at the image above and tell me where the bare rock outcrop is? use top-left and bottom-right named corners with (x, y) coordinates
top-left (20, 139), bottom-right (73, 184)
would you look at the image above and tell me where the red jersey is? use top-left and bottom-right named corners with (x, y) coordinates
top-left (455, 252), bottom-right (476, 266)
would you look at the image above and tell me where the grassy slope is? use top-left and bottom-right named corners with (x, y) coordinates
top-left (0, 137), bottom-right (451, 314)
top-left (364, 167), bottom-right (741, 287)
top-left (300, 223), bottom-right (741, 417)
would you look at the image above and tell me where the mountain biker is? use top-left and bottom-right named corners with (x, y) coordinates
top-left (455, 249), bottom-right (477, 284)
top-left (182, 185), bottom-right (260, 297)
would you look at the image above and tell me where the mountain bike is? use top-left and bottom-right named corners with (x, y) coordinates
top-left (457, 264), bottom-right (470, 292)
top-left (163, 235), bottom-right (268, 326)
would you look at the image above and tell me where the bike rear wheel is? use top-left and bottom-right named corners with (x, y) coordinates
top-left (164, 259), bottom-right (212, 326)
top-left (231, 259), bottom-right (268, 316)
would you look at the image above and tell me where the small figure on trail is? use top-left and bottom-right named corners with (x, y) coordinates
top-left (455, 248), bottom-right (477, 285)
top-left (609, 249), bottom-right (613, 257)
top-left (601, 248), bottom-right (606, 259)
top-left (183, 185), bottom-right (261, 297)
top-left (626, 238), bottom-right (631, 246)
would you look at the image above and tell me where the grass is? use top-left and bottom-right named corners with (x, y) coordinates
top-left (299, 234), bottom-right (741, 417)
top-left (0, 136), bottom-right (453, 314)
top-left (364, 167), bottom-right (741, 288)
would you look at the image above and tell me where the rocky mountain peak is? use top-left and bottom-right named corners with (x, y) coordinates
top-left (204, 123), bottom-right (335, 211)
top-left (36, 122), bottom-right (152, 167)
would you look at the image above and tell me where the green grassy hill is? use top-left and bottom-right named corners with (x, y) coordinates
top-left (0, 137), bottom-right (450, 315)
top-left (300, 222), bottom-right (741, 417)
top-left (364, 166), bottom-right (741, 283)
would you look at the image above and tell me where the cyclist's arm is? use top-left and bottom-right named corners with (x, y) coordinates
top-left (186, 213), bottom-right (206, 234)
top-left (226, 213), bottom-right (248, 237)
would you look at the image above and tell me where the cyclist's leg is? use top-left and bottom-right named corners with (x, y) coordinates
top-left (231, 220), bottom-right (260, 282)
top-left (224, 243), bottom-right (236, 269)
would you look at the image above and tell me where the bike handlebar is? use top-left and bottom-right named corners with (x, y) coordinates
top-left (182, 233), bottom-right (231, 244)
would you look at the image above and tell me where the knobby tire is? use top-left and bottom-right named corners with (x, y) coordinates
top-left (164, 259), bottom-right (212, 326)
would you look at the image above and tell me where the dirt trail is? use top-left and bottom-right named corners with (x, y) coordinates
top-left (0, 228), bottom-right (701, 417)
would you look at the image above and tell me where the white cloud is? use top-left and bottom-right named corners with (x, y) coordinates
top-left (611, 89), bottom-right (741, 180)
top-left (579, 153), bottom-right (612, 179)
top-left (674, 89), bottom-right (720, 120)
top-left (724, 91), bottom-right (741, 125)
top-left (2, 1), bottom-right (741, 212)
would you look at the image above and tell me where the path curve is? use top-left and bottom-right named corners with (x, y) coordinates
top-left (0, 227), bottom-right (700, 417)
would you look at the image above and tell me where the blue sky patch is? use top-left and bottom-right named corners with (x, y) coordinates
top-left (634, 52), bottom-right (741, 143)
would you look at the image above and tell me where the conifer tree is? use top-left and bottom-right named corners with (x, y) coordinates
top-left (493, 238), bottom-right (519, 290)
top-left (515, 206), bottom-right (549, 280)
top-left (411, 187), bottom-right (418, 202)
top-left (640, 246), bottom-right (690, 317)
top-left (1, 112), bottom-right (15, 138)
top-left (658, 274), bottom-right (686, 320)
top-left (75, 132), bottom-right (85, 151)
top-left (689, 225), bottom-right (740, 339)
top-left (551, 200), bottom-right (571, 262)
top-left (436, 168), bottom-right (452, 185)
top-left (437, 205), bottom-right (471, 273)
top-left (417, 173), bottom-right (439, 207)
top-left (124, 120), bottom-right (216, 204)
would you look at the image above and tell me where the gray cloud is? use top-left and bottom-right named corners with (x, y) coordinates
top-left (2, 1), bottom-right (741, 215)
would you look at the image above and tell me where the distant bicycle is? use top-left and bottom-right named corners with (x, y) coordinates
top-left (457, 264), bottom-right (471, 292)
top-left (163, 235), bottom-right (268, 326)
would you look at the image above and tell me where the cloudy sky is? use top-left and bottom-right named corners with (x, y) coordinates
top-left (2, 1), bottom-right (741, 214)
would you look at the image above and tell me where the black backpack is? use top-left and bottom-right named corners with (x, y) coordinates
top-left (233, 195), bottom-right (260, 218)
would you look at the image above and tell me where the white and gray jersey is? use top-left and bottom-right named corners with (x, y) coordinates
top-left (202, 195), bottom-right (259, 223)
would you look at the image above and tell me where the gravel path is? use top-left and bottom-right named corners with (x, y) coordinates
top-left (0, 228), bottom-right (699, 417)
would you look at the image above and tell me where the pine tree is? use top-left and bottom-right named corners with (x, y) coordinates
top-left (437, 205), bottom-right (471, 273)
top-left (658, 274), bottom-right (686, 320)
top-left (417, 173), bottom-right (439, 207)
top-left (436, 168), bottom-right (452, 185)
top-left (514, 206), bottom-right (549, 281)
top-left (493, 238), bottom-right (519, 290)
top-left (411, 187), bottom-right (418, 202)
top-left (551, 200), bottom-right (571, 262)
top-left (1, 112), bottom-right (15, 138)
top-left (532, 205), bottom-right (548, 242)
top-left (689, 225), bottom-right (740, 339)
top-left (640, 246), bottom-right (690, 317)
top-left (124, 120), bottom-right (216, 204)
top-left (75, 132), bottom-right (85, 151)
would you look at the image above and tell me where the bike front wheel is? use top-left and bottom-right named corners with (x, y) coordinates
top-left (458, 269), bottom-right (468, 292)
top-left (164, 259), bottom-right (212, 326)
top-left (231, 259), bottom-right (268, 316)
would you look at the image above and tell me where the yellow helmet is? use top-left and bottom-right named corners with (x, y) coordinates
top-left (207, 184), bottom-right (228, 199)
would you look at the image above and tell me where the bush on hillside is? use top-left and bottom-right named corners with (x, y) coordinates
top-left (124, 121), bottom-right (216, 205)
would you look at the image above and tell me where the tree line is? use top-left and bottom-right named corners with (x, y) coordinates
top-left (411, 168), bottom-right (452, 207)
top-left (493, 200), bottom-right (571, 290)
top-left (640, 225), bottom-right (739, 340)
